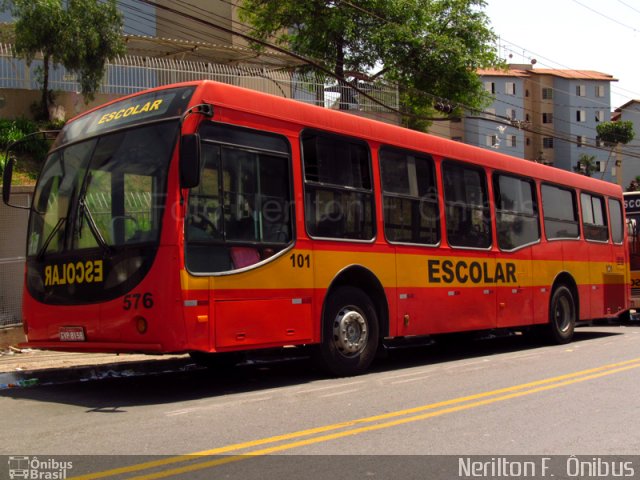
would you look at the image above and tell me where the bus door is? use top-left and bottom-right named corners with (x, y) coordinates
top-left (438, 161), bottom-right (497, 332)
top-left (492, 174), bottom-right (538, 328)
top-left (496, 250), bottom-right (533, 328)
top-left (581, 193), bottom-right (618, 317)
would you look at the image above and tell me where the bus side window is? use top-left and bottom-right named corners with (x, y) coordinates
top-left (442, 160), bottom-right (491, 249)
top-left (581, 192), bottom-right (608, 242)
top-left (302, 131), bottom-right (375, 241)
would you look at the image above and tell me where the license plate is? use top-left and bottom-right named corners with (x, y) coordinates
top-left (59, 326), bottom-right (86, 342)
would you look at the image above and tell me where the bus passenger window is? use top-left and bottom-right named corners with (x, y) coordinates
top-left (185, 124), bottom-right (293, 274)
top-left (581, 192), bottom-right (608, 242)
top-left (380, 147), bottom-right (439, 245)
top-left (493, 174), bottom-right (540, 250)
top-left (302, 131), bottom-right (375, 240)
top-left (442, 161), bottom-right (491, 248)
top-left (609, 198), bottom-right (623, 244)
top-left (541, 184), bottom-right (579, 239)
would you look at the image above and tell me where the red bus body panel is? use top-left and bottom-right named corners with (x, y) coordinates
top-left (20, 80), bottom-right (630, 353)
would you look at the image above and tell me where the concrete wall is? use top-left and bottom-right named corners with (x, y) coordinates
top-left (0, 186), bottom-right (33, 327)
top-left (0, 89), bottom-right (123, 121)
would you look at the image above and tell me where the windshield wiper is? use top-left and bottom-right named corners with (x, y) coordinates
top-left (78, 196), bottom-right (111, 254)
top-left (37, 217), bottom-right (66, 261)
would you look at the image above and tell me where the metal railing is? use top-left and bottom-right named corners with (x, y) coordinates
top-left (0, 43), bottom-right (398, 113)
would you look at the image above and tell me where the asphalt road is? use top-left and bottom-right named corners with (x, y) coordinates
top-left (2, 324), bottom-right (640, 479)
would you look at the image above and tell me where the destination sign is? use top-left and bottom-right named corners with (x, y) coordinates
top-left (624, 194), bottom-right (640, 214)
top-left (54, 85), bottom-right (196, 148)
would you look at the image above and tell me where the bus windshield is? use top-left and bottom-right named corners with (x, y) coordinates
top-left (26, 121), bottom-right (179, 304)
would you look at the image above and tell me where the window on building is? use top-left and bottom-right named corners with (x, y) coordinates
top-left (541, 184), bottom-right (580, 239)
top-left (542, 88), bottom-right (553, 100)
top-left (542, 113), bottom-right (553, 124)
top-left (508, 135), bottom-right (517, 147)
top-left (485, 82), bottom-right (496, 94)
top-left (505, 82), bottom-right (516, 95)
top-left (493, 174), bottom-right (540, 250)
top-left (507, 109), bottom-right (517, 120)
top-left (595, 85), bottom-right (605, 97)
top-left (484, 108), bottom-right (496, 119)
top-left (486, 135), bottom-right (499, 147)
top-left (380, 148), bottom-right (439, 245)
top-left (576, 110), bottom-right (586, 122)
top-left (595, 110), bottom-right (605, 122)
top-left (443, 161), bottom-right (492, 249)
top-left (302, 131), bottom-right (375, 240)
top-left (576, 85), bottom-right (586, 97)
top-left (581, 192), bottom-right (608, 242)
top-left (543, 137), bottom-right (554, 148)
top-left (577, 136), bottom-right (586, 147)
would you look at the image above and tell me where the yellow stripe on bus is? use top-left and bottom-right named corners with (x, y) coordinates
top-left (180, 249), bottom-right (627, 291)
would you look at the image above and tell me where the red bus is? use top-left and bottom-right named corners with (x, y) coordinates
top-left (2, 81), bottom-right (630, 376)
top-left (624, 191), bottom-right (640, 319)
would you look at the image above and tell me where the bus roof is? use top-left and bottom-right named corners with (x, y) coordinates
top-left (69, 80), bottom-right (623, 198)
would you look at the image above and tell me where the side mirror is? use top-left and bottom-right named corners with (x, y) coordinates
top-left (2, 157), bottom-right (29, 210)
top-left (180, 134), bottom-right (201, 189)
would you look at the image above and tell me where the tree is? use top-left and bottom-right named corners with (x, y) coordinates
top-left (7, 0), bottom-right (125, 120)
top-left (239, 0), bottom-right (503, 129)
top-left (596, 120), bottom-right (635, 181)
top-left (574, 154), bottom-right (597, 177)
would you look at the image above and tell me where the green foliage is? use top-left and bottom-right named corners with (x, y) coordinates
top-left (0, 118), bottom-right (50, 161)
top-left (7, 0), bottom-right (125, 120)
top-left (596, 120), bottom-right (635, 146)
top-left (574, 153), bottom-right (597, 177)
top-left (240, 0), bottom-right (503, 128)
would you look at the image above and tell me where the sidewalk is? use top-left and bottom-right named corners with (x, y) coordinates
top-left (0, 328), bottom-right (192, 389)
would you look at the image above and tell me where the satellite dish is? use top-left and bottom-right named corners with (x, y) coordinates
top-left (531, 58), bottom-right (537, 65)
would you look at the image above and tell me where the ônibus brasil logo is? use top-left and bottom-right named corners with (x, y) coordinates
top-left (8, 456), bottom-right (73, 480)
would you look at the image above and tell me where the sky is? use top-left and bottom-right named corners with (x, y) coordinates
top-left (483, 0), bottom-right (640, 109)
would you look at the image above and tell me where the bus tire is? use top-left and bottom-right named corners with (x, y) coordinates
top-left (546, 285), bottom-right (576, 344)
top-left (316, 286), bottom-right (379, 377)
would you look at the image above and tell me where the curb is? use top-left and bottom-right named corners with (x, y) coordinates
top-left (0, 356), bottom-right (198, 390)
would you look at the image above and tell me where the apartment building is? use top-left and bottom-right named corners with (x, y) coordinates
top-left (459, 65), bottom-right (617, 182)
top-left (612, 100), bottom-right (640, 189)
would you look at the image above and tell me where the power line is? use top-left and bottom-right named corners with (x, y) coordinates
top-left (572, 0), bottom-right (640, 33)
top-left (125, 1), bottom-right (640, 162)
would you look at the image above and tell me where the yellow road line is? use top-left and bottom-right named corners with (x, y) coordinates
top-left (70, 357), bottom-right (640, 480)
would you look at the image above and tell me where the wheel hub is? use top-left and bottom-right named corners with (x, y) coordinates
top-left (333, 307), bottom-right (368, 356)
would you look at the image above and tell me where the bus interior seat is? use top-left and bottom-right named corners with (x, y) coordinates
top-left (230, 246), bottom-right (261, 268)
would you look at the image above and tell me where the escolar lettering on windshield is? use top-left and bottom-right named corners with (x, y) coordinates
top-left (427, 259), bottom-right (516, 284)
top-left (97, 100), bottom-right (164, 125)
top-left (44, 260), bottom-right (104, 287)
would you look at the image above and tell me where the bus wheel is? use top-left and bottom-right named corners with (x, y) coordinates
top-left (546, 285), bottom-right (576, 344)
top-left (317, 286), bottom-right (379, 376)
